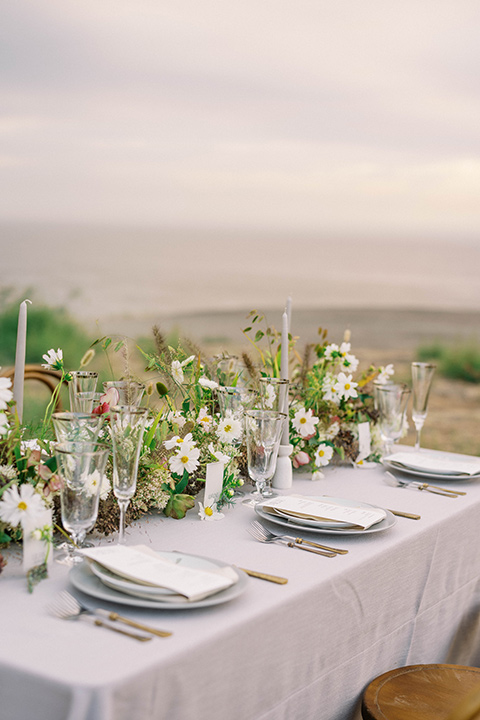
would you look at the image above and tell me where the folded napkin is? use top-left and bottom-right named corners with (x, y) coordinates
top-left (79, 545), bottom-right (237, 602)
top-left (261, 495), bottom-right (386, 529)
top-left (385, 450), bottom-right (480, 476)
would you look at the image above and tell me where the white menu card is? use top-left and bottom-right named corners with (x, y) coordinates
top-left (262, 495), bottom-right (386, 529)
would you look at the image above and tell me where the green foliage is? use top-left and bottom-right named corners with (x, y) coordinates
top-left (0, 290), bottom-right (92, 368)
top-left (418, 341), bottom-right (480, 383)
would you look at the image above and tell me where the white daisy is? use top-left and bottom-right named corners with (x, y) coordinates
top-left (0, 376), bottom-right (13, 410)
top-left (171, 360), bottom-right (184, 384)
top-left (198, 501), bottom-right (224, 521)
top-left (169, 446), bottom-right (200, 475)
top-left (292, 407), bottom-right (319, 437)
top-left (164, 433), bottom-right (195, 451)
top-left (41, 348), bottom-right (63, 371)
top-left (325, 421), bottom-right (340, 440)
top-left (333, 372), bottom-right (358, 400)
top-left (216, 416), bottom-right (243, 443)
top-left (314, 443), bottom-right (334, 467)
top-left (324, 343), bottom-right (339, 360)
top-left (199, 377), bottom-right (219, 390)
top-left (208, 443), bottom-right (230, 464)
top-left (166, 410), bottom-right (186, 429)
top-left (0, 483), bottom-right (46, 527)
top-left (196, 406), bottom-right (214, 432)
top-left (341, 353), bottom-right (359, 372)
top-left (376, 364), bottom-right (395, 384)
top-left (0, 413), bottom-right (9, 436)
top-left (83, 470), bottom-right (111, 500)
top-left (263, 383), bottom-right (276, 409)
top-left (322, 373), bottom-right (340, 402)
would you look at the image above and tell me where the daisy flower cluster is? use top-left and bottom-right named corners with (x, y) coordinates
top-left (289, 334), bottom-right (395, 473)
top-left (138, 339), bottom-right (246, 512)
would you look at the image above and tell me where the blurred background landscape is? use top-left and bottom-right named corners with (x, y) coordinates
top-left (1, 1), bottom-right (480, 453)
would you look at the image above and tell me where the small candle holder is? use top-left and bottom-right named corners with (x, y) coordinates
top-left (272, 443), bottom-right (293, 489)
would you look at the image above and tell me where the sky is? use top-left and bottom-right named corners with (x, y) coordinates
top-left (1, 0), bottom-right (480, 238)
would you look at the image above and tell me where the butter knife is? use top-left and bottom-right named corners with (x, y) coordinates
top-left (238, 568), bottom-right (288, 584)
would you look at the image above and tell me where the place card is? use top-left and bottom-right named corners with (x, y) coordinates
top-left (357, 422), bottom-right (371, 461)
top-left (204, 461), bottom-right (224, 507)
top-left (262, 495), bottom-right (386, 529)
top-left (386, 451), bottom-right (480, 476)
top-left (79, 545), bottom-right (236, 602)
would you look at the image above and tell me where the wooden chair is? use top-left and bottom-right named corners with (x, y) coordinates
top-left (361, 664), bottom-right (480, 720)
top-left (0, 364), bottom-right (65, 411)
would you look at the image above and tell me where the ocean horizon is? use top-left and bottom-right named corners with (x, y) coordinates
top-left (2, 222), bottom-right (480, 343)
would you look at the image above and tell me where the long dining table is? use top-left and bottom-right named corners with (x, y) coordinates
top-left (1, 458), bottom-right (480, 720)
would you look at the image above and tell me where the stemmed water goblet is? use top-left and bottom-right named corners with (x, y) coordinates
top-left (258, 378), bottom-right (289, 413)
top-left (109, 405), bottom-right (148, 544)
top-left (242, 410), bottom-right (286, 506)
top-left (52, 412), bottom-right (105, 443)
top-left (69, 371), bottom-right (99, 413)
top-left (53, 441), bottom-right (109, 564)
top-left (374, 383), bottom-right (411, 456)
top-left (411, 362), bottom-right (436, 451)
top-left (103, 380), bottom-right (145, 407)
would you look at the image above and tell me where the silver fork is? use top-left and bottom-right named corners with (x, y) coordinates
top-left (250, 521), bottom-right (348, 555)
top-left (248, 522), bottom-right (336, 557)
top-left (48, 591), bottom-right (157, 642)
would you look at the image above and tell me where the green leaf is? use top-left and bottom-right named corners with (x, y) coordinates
top-left (144, 411), bottom-right (162, 448)
top-left (182, 398), bottom-right (190, 414)
top-left (255, 330), bottom-right (264, 342)
top-left (90, 337), bottom-right (106, 348)
top-left (103, 338), bottom-right (112, 350)
top-left (243, 326), bottom-right (252, 333)
top-left (114, 341), bottom-right (124, 352)
top-left (163, 494), bottom-right (195, 519)
top-left (0, 531), bottom-right (11, 544)
top-left (175, 470), bottom-right (190, 495)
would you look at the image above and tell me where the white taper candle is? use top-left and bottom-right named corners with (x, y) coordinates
top-left (13, 299), bottom-right (32, 423)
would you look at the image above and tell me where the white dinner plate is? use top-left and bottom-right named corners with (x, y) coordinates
top-left (69, 552), bottom-right (248, 609)
top-left (255, 497), bottom-right (396, 535)
top-left (382, 458), bottom-right (480, 482)
top-left (90, 563), bottom-right (179, 599)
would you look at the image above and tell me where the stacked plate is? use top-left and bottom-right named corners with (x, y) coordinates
top-left (383, 448), bottom-right (480, 481)
top-left (69, 549), bottom-right (248, 610)
top-left (255, 496), bottom-right (396, 536)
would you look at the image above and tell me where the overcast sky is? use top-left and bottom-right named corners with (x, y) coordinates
top-left (1, 0), bottom-right (479, 239)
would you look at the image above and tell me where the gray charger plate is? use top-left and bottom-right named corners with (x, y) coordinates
top-left (69, 553), bottom-right (247, 609)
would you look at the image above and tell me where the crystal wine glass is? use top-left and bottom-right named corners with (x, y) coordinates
top-left (103, 380), bottom-right (145, 407)
top-left (69, 371), bottom-right (98, 413)
top-left (53, 441), bottom-right (109, 564)
top-left (109, 405), bottom-right (148, 544)
top-left (242, 410), bottom-right (286, 506)
top-left (411, 362), bottom-right (436, 450)
top-left (258, 377), bottom-right (289, 413)
top-left (52, 412), bottom-right (105, 443)
top-left (375, 383), bottom-right (411, 456)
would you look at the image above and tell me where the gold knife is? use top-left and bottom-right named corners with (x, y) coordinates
top-left (96, 610), bottom-right (172, 637)
top-left (238, 567), bottom-right (288, 584)
top-left (387, 509), bottom-right (421, 520)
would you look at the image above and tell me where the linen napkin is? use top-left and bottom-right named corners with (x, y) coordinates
top-left (385, 450), bottom-right (480, 476)
top-left (261, 495), bottom-right (386, 529)
top-left (79, 545), bottom-right (237, 602)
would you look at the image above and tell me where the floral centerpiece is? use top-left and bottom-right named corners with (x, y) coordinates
top-left (243, 313), bottom-right (395, 476)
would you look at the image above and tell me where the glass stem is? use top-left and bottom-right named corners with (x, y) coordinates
top-left (118, 499), bottom-right (130, 544)
top-left (415, 428), bottom-right (421, 451)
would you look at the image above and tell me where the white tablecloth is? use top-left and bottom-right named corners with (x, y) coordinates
top-left (2, 462), bottom-right (480, 720)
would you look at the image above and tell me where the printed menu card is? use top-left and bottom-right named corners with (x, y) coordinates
top-left (262, 495), bottom-right (386, 529)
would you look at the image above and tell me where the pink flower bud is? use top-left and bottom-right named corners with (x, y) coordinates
top-left (292, 451), bottom-right (310, 468)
